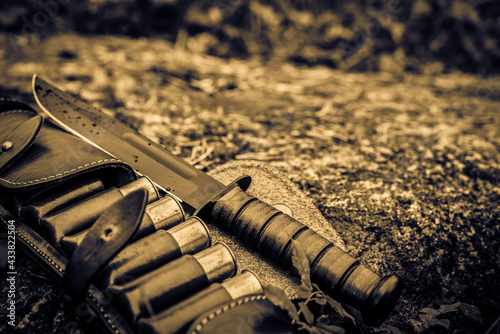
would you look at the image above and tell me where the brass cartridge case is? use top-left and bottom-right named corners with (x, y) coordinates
top-left (167, 216), bottom-right (210, 255)
top-left (141, 194), bottom-right (185, 233)
top-left (110, 243), bottom-right (236, 322)
top-left (220, 270), bottom-right (264, 299)
top-left (118, 176), bottom-right (159, 201)
top-left (137, 271), bottom-right (263, 334)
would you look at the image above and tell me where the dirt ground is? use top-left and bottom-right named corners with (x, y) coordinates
top-left (0, 33), bottom-right (499, 333)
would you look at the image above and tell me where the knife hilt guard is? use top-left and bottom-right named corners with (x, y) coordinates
top-left (198, 177), bottom-right (403, 326)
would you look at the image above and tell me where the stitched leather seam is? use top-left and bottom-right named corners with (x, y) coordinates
top-left (0, 110), bottom-right (128, 185)
top-left (0, 99), bottom-right (34, 107)
top-left (191, 295), bottom-right (267, 334)
top-left (89, 294), bottom-right (121, 334)
top-left (0, 109), bottom-right (36, 117)
top-left (0, 215), bottom-right (64, 274)
top-left (0, 159), bottom-right (123, 185)
top-left (0, 98), bottom-right (24, 103)
top-left (18, 231), bottom-right (65, 273)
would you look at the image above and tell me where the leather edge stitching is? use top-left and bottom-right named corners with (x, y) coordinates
top-left (89, 293), bottom-right (121, 334)
top-left (0, 215), bottom-right (64, 274)
top-left (190, 295), bottom-right (267, 334)
top-left (0, 110), bottom-right (36, 117)
top-left (0, 159), bottom-right (125, 185)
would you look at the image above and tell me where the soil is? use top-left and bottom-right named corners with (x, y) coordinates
top-left (0, 33), bottom-right (498, 333)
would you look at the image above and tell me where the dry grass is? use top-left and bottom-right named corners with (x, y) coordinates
top-left (0, 32), bottom-right (499, 333)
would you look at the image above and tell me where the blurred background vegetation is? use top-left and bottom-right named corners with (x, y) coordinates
top-left (1, 0), bottom-right (499, 75)
top-left (1, 1), bottom-right (499, 333)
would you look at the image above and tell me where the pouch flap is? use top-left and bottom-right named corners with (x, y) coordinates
top-left (63, 189), bottom-right (147, 303)
top-left (0, 114), bottom-right (43, 174)
top-left (0, 103), bottom-right (136, 191)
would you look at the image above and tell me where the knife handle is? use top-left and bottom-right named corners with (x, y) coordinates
top-left (209, 186), bottom-right (403, 326)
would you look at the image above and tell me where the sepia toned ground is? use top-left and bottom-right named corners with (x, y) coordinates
top-left (0, 31), bottom-right (499, 333)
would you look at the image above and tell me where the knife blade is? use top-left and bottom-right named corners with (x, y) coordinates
top-left (32, 75), bottom-right (224, 210)
top-left (33, 74), bottom-right (403, 326)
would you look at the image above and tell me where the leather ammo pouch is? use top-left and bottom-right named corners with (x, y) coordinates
top-left (0, 100), bottom-right (146, 333)
top-left (0, 100), bottom-right (296, 334)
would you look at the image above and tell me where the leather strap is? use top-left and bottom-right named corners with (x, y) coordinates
top-left (63, 189), bottom-right (148, 304)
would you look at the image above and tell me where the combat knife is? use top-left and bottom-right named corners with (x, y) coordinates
top-left (33, 75), bottom-right (403, 326)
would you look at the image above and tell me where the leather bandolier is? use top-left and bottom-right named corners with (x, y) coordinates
top-left (0, 99), bottom-right (298, 334)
